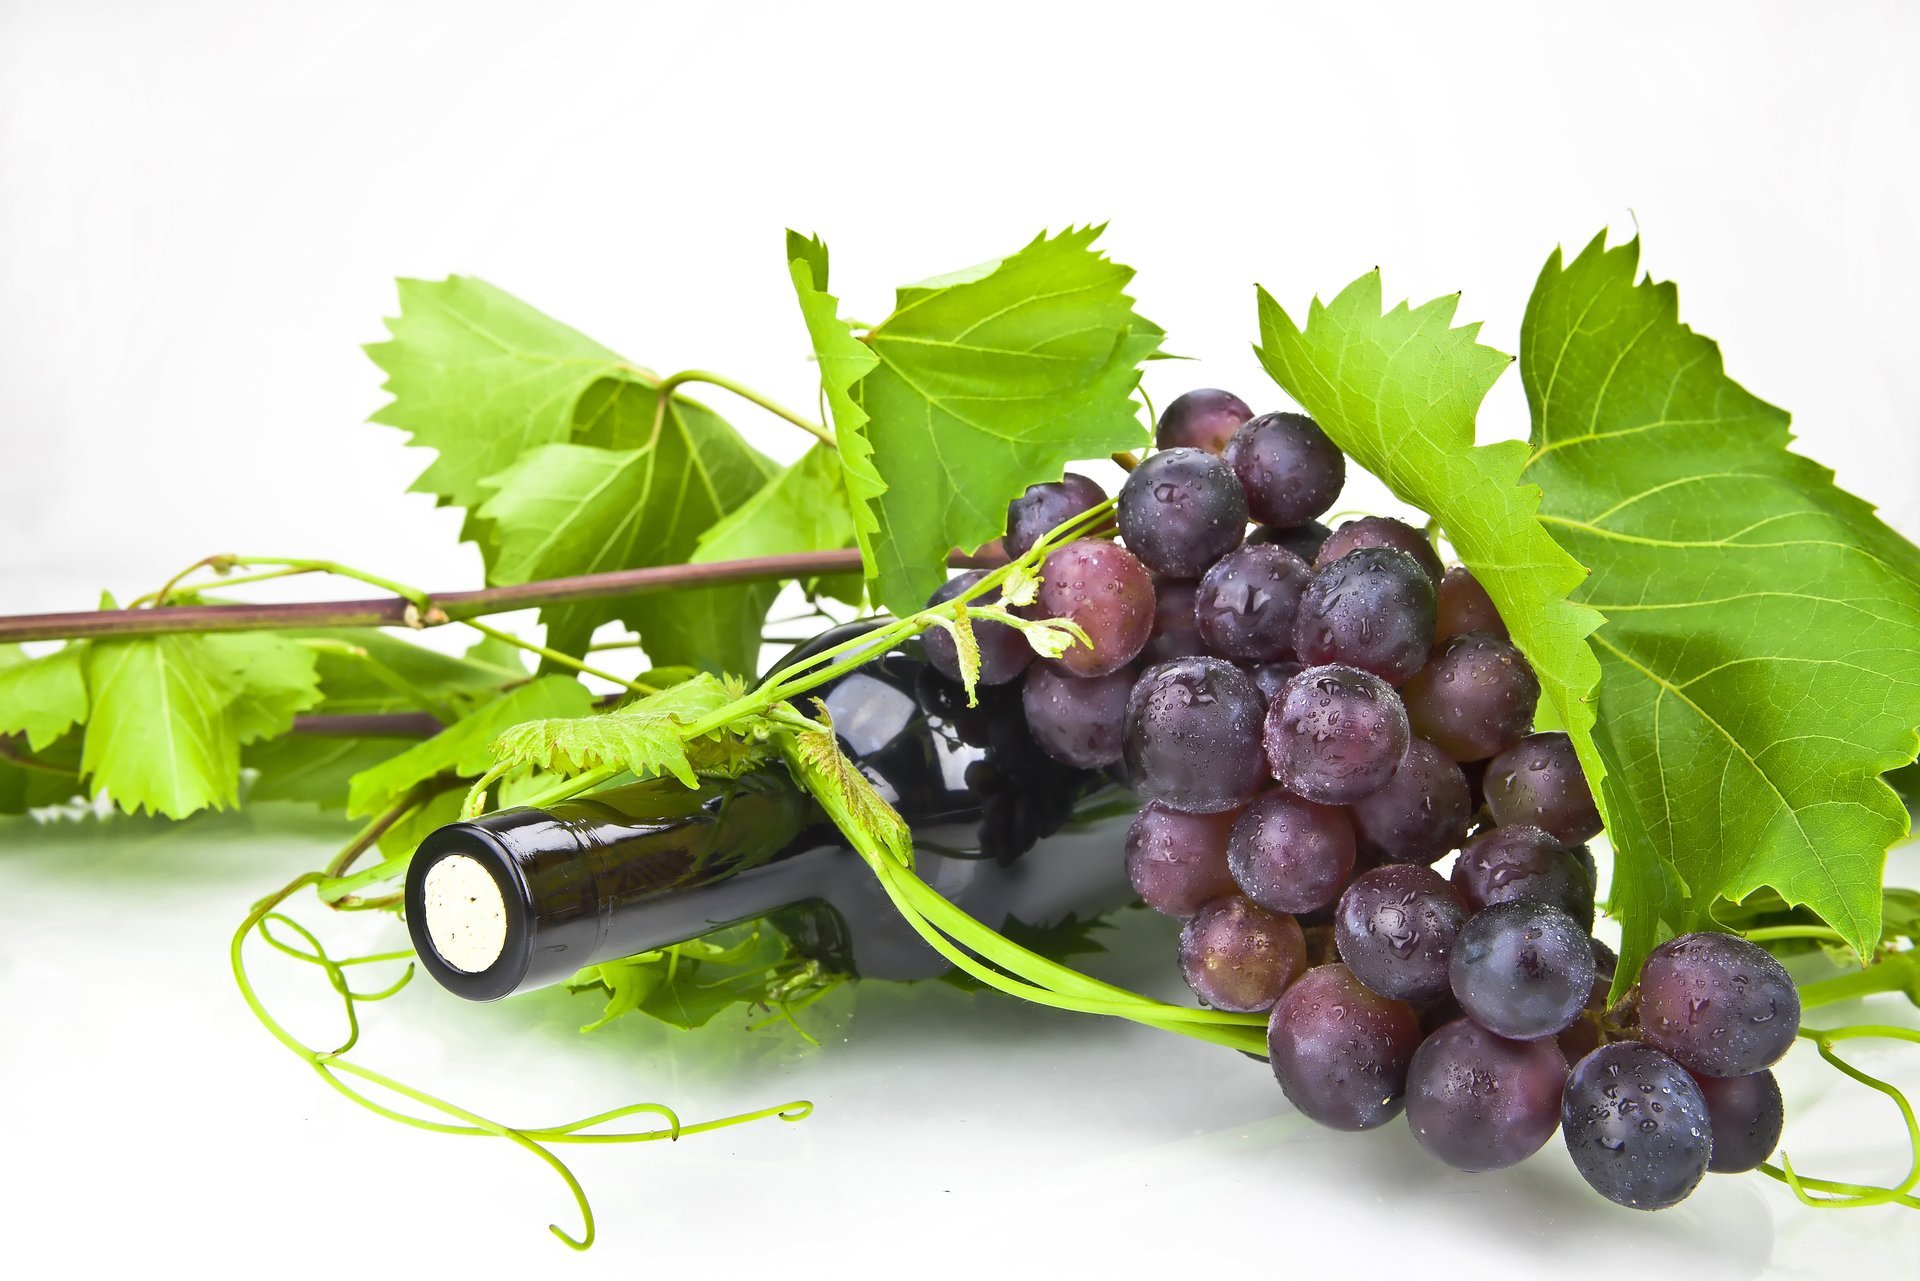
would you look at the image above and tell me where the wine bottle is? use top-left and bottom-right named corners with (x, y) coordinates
top-left (405, 623), bottom-right (1139, 1001)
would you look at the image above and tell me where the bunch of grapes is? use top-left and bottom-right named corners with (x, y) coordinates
top-left (935, 387), bottom-right (1802, 1210)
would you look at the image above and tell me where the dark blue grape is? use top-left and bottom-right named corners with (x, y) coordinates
top-left (1450, 901), bottom-right (1596, 1040)
top-left (1223, 411), bottom-right (1345, 527)
top-left (1123, 657), bottom-right (1268, 814)
top-left (1263, 663), bottom-right (1411, 804)
top-left (1227, 789), bottom-right (1357, 914)
top-left (1179, 896), bottom-right (1307, 1012)
top-left (1292, 547), bottom-right (1436, 684)
top-left (1696, 1069), bottom-right (1784, 1173)
top-left (1348, 738), bottom-right (1472, 865)
top-left (1248, 520), bottom-right (1331, 564)
top-left (1116, 448), bottom-right (1248, 578)
top-left (1156, 387), bottom-right (1252, 454)
top-left (1562, 1042), bottom-right (1713, 1210)
top-left (1020, 664), bottom-right (1130, 768)
top-left (1407, 1017), bottom-right (1569, 1171)
top-left (1334, 863), bottom-right (1466, 1001)
top-left (1141, 577), bottom-right (1207, 665)
top-left (1194, 543), bottom-right (1312, 662)
top-left (1450, 824), bottom-right (1596, 928)
top-left (922, 570), bottom-right (1033, 686)
top-left (1485, 732), bottom-right (1602, 843)
top-left (1637, 932), bottom-right (1800, 1077)
top-left (1435, 565), bottom-right (1507, 641)
top-left (1033, 538), bottom-right (1155, 678)
top-left (1003, 472), bottom-right (1107, 559)
top-left (1267, 963), bottom-right (1423, 1131)
top-left (1316, 516), bottom-right (1444, 585)
top-left (1401, 630), bottom-right (1540, 761)
top-left (1125, 802), bottom-right (1239, 917)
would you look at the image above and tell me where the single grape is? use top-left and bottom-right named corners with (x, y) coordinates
top-left (1125, 802), bottom-right (1239, 917)
top-left (1334, 863), bottom-right (1466, 1001)
top-left (1141, 578), bottom-right (1207, 665)
top-left (1156, 387), bottom-right (1253, 454)
top-left (1450, 901), bottom-right (1596, 1040)
top-left (1246, 660), bottom-right (1305, 707)
top-left (1123, 657), bottom-right (1268, 814)
top-left (1227, 789), bottom-right (1357, 914)
top-left (1179, 896), bottom-right (1307, 1012)
top-left (1033, 539), bottom-right (1156, 678)
top-left (1020, 664), bottom-right (1131, 768)
top-left (1485, 732), bottom-right (1602, 843)
top-left (1348, 738), bottom-right (1472, 865)
top-left (1116, 448), bottom-right (1249, 578)
top-left (1263, 663), bottom-right (1411, 804)
top-left (1401, 631), bottom-right (1541, 761)
top-left (1450, 824), bottom-right (1596, 928)
top-left (1267, 963), bottom-right (1423, 1131)
top-left (1248, 520), bottom-right (1331, 564)
top-left (1434, 565), bottom-right (1507, 641)
top-left (1406, 1018), bottom-right (1569, 1171)
top-left (1222, 411), bottom-right (1345, 527)
top-left (1193, 543), bottom-right (1312, 662)
top-left (1637, 933), bottom-right (1801, 1077)
top-left (1316, 515), bottom-right (1444, 585)
top-left (1292, 547), bottom-right (1436, 684)
top-left (1003, 472), bottom-right (1107, 559)
top-left (1695, 1070), bottom-right (1784, 1173)
top-left (922, 571), bottom-right (1034, 686)
top-left (1562, 1042), bottom-right (1713, 1210)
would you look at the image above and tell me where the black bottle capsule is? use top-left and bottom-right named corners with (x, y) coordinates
top-left (406, 626), bottom-right (1139, 1001)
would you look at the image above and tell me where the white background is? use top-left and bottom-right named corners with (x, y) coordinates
top-left (2, 2), bottom-right (1918, 1277)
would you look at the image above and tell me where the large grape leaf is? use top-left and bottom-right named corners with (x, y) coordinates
top-left (1252, 272), bottom-right (1609, 842)
top-left (1520, 234), bottom-right (1920, 974)
top-left (0, 643), bottom-right (89, 750)
top-left (693, 439), bottom-right (863, 607)
top-left (808, 227), bottom-right (1162, 614)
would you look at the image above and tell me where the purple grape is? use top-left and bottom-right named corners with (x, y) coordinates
top-left (1033, 539), bottom-right (1155, 678)
top-left (1222, 411), bottom-right (1345, 527)
top-left (1227, 789), bottom-right (1357, 914)
top-left (1637, 932), bottom-right (1800, 1077)
top-left (1178, 895), bottom-right (1307, 1012)
top-left (1247, 521), bottom-right (1332, 564)
top-left (1267, 963), bottom-right (1423, 1131)
top-left (1406, 1018), bottom-right (1569, 1171)
top-left (1020, 664), bottom-right (1131, 768)
top-left (922, 570), bottom-right (1034, 686)
top-left (1562, 1042), bottom-right (1713, 1210)
top-left (1435, 565), bottom-right (1507, 641)
top-left (1116, 448), bottom-right (1248, 578)
top-left (1246, 661), bottom-right (1305, 707)
top-left (1401, 631), bottom-right (1540, 761)
top-left (1263, 663), bottom-right (1411, 804)
top-left (1450, 824), bottom-right (1596, 928)
top-left (1123, 657), bottom-right (1268, 814)
top-left (1696, 1070), bottom-right (1784, 1173)
top-left (1156, 387), bottom-right (1252, 454)
top-left (1141, 578), bottom-right (1207, 664)
top-left (1316, 516), bottom-right (1444, 585)
top-left (1292, 547), bottom-right (1436, 685)
top-left (1125, 802), bottom-right (1239, 917)
top-left (1193, 543), bottom-right (1312, 662)
top-left (1334, 864), bottom-right (1466, 1001)
top-left (1003, 472), bottom-right (1108, 559)
top-left (1348, 738), bottom-right (1472, 865)
top-left (1485, 732), bottom-right (1602, 843)
top-left (1450, 902), bottom-right (1596, 1040)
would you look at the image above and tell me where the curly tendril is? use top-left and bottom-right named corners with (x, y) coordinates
top-left (1762, 1024), bottom-right (1920, 1210)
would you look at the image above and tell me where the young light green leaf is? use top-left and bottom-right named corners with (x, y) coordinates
top-left (1520, 233), bottom-right (1920, 975)
top-left (692, 440), bottom-right (863, 605)
top-left (0, 644), bottom-right (89, 750)
top-left (777, 723), bottom-right (911, 865)
top-left (1253, 271), bottom-right (1608, 838)
top-left (346, 675), bottom-right (597, 818)
top-left (488, 673), bottom-right (769, 788)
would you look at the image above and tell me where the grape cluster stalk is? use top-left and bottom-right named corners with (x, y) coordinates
top-left (926, 387), bottom-right (1805, 1210)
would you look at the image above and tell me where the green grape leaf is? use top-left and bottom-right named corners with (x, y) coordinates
top-left (474, 377), bottom-right (777, 670)
top-left (568, 923), bottom-right (828, 1033)
top-left (1891, 759), bottom-right (1919, 815)
top-left (488, 673), bottom-right (770, 788)
top-left (693, 440), bottom-right (862, 606)
top-left (812, 227), bottom-right (1162, 614)
top-left (1252, 271), bottom-right (1608, 841)
top-left (1520, 233), bottom-right (1920, 975)
top-left (777, 719), bottom-right (910, 865)
top-left (0, 729), bottom-right (83, 816)
top-left (345, 675), bottom-right (596, 818)
top-left (0, 644), bottom-right (89, 750)
top-left (246, 735), bottom-right (414, 809)
top-left (202, 634), bottom-right (323, 746)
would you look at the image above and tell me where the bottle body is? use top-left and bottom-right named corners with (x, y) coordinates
top-left (406, 627), bottom-right (1138, 1001)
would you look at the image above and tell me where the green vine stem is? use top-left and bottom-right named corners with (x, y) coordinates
top-left (650, 369), bottom-right (835, 449)
top-left (1761, 1024), bottom-right (1920, 1210)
